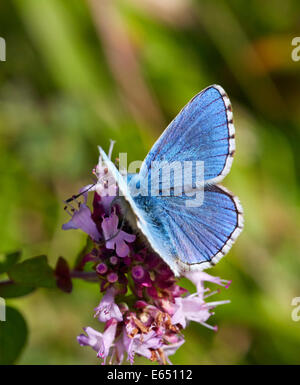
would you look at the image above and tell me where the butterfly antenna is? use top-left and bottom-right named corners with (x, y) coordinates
top-left (64, 183), bottom-right (96, 204)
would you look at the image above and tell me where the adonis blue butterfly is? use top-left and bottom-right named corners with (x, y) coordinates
top-left (99, 85), bottom-right (244, 276)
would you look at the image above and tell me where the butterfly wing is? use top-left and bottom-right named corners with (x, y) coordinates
top-left (139, 84), bottom-right (235, 187)
top-left (159, 185), bottom-right (243, 272)
top-left (130, 185), bottom-right (243, 275)
top-left (99, 84), bottom-right (243, 276)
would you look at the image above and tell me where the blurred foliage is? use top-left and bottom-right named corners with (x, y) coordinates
top-left (0, 307), bottom-right (28, 364)
top-left (0, 0), bottom-right (300, 364)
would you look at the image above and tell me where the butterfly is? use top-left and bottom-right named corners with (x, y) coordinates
top-left (99, 85), bottom-right (244, 276)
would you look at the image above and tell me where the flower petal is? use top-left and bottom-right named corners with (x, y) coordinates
top-left (95, 287), bottom-right (123, 322)
top-left (101, 212), bottom-right (136, 257)
top-left (62, 204), bottom-right (101, 241)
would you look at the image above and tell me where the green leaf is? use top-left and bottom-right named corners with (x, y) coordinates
top-left (0, 281), bottom-right (35, 298)
top-left (8, 255), bottom-right (56, 289)
top-left (0, 307), bottom-right (28, 364)
top-left (83, 260), bottom-right (95, 272)
top-left (0, 251), bottom-right (21, 274)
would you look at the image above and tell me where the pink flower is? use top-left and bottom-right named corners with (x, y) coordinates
top-left (171, 293), bottom-right (230, 330)
top-left (94, 287), bottom-right (123, 322)
top-left (171, 294), bottom-right (210, 329)
top-left (113, 338), bottom-right (127, 364)
top-left (184, 271), bottom-right (231, 295)
top-left (69, 144), bottom-right (233, 365)
top-left (91, 140), bottom-right (118, 211)
top-left (131, 265), bottom-right (152, 289)
top-left (62, 203), bottom-right (101, 241)
top-left (101, 211), bottom-right (136, 257)
top-left (77, 321), bottom-right (117, 363)
top-left (123, 330), bottom-right (162, 364)
top-left (163, 338), bottom-right (185, 364)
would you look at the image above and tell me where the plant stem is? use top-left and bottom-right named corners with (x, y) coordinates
top-left (70, 270), bottom-right (98, 282)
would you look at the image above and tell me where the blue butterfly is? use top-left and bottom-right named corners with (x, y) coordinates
top-left (99, 85), bottom-right (244, 276)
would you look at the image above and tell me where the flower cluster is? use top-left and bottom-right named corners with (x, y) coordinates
top-left (62, 145), bottom-right (231, 364)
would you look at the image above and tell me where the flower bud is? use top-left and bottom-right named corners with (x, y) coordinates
top-left (132, 265), bottom-right (145, 280)
top-left (110, 256), bottom-right (118, 265)
top-left (96, 263), bottom-right (108, 275)
top-left (107, 272), bottom-right (118, 283)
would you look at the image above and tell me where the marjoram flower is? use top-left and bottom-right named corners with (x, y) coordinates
top-left (63, 143), bottom-right (231, 364)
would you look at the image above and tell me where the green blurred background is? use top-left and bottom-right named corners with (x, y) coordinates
top-left (1, 0), bottom-right (300, 364)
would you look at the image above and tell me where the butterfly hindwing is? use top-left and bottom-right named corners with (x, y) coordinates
top-left (131, 185), bottom-right (243, 275)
